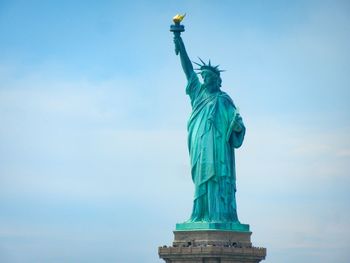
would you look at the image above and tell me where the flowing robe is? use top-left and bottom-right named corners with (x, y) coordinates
top-left (186, 72), bottom-right (245, 222)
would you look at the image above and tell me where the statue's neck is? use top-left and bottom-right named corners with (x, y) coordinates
top-left (202, 83), bottom-right (220, 94)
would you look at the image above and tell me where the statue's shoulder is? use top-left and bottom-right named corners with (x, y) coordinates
top-left (218, 91), bottom-right (235, 108)
top-left (188, 71), bottom-right (201, 84)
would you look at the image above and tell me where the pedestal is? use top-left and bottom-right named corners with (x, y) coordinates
top-left (158, 230), bottom-right (266, 263)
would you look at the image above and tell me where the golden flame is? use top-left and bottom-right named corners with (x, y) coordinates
top-left (173, 13), bottom-right (186, 23)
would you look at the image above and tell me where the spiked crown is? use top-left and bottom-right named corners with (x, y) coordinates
top-left (193, 57), bottom-right (225, 76)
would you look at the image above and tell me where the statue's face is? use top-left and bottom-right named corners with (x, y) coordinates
top-left (201, 70), bottom-right (220, 92)
top-left (201, 70), bottom-right (215, 84)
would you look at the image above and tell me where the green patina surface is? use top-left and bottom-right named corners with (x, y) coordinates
top-left (176, 222), bottom-right (250, 232)
top-left (171, 16), bottom-right (248, 231)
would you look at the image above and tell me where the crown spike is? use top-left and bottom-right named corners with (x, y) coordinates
top-left (192, 61), bottom-right (202, 67)
top-left (194, 57), bottom-right (224, 76)
top-left (198, 57), bottom-right (206, 65)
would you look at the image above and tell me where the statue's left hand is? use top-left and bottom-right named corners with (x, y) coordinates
top-left (233, 122), bottom-right (242, 132)
top-left (233, 115), bottom-right (242, 132)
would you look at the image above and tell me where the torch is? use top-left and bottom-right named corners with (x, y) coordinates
top-left (170, 13), bottom-right (186, 55)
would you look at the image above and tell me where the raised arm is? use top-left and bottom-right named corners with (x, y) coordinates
top-left (173, 35), bottom-right (194, 80)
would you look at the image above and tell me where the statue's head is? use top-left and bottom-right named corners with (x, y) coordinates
top-left (194, 58), bottom-right (224, 92)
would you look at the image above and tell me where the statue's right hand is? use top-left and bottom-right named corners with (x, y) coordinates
top-left (173, 36), bottom-right (181, 55)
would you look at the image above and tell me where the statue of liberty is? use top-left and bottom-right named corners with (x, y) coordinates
top-left (159, 16), bottom-right (266, 263)
top-left (171, 15), bottom-right (248, 230)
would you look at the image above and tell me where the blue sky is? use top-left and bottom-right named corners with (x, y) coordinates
top-left (0, 0), bottom-right (349, 262)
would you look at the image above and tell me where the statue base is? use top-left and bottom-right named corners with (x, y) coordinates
top-left (159, 229), bottom-right (266, 263)
top-left (176, 221), bottom-right (250, 232)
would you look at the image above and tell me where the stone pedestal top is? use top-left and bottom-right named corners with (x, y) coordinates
top-left (159, 229), bottom-right (266, 263)
top-left (159, 246), bottom-right (266, 263)
top-left (173, 230), bottom-right (252, 248)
